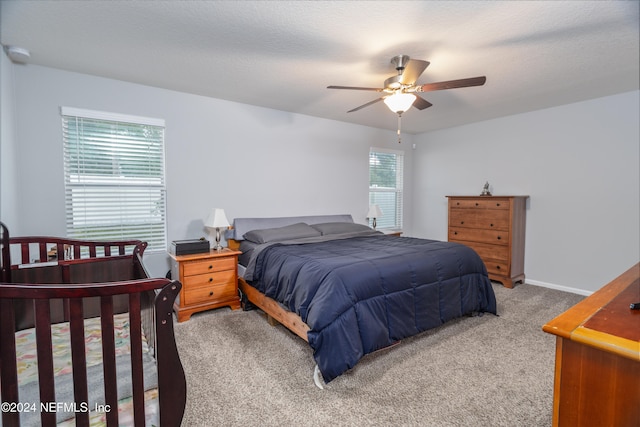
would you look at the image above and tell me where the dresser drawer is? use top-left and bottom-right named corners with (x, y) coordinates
top-left (184, 280), bottom-right (237, 305)
top-left (484, 260), bottom-right (511, 276)
top-left (449, 208), bottom-right (510, 230)
top-left (452, 240), bottom-right (510, 262)
top-left (449, 227), bottom-right (509, 245)
top-left (183, 256), bottom-right (236, 276)
top-left (449, 198), bottom-right (510, 210)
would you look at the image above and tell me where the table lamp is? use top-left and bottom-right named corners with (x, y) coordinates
top-left (204, 208), bottom-right (230, 251)
top-left (367, 204), bottom-right (383, 229)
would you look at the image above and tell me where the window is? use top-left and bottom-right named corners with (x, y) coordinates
top-left (61, 107), bottom-right (167, 252)
top-left (369, 148), bottom-right (404, 229)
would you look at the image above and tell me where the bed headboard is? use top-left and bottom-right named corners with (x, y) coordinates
top-left (225, 214), bottom-right (354, 241)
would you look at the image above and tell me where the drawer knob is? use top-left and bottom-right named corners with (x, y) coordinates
top-left (496, 265), bottom-right (501, 270)
top-left (454, 231), bottom-right (458, 235)
top-left (475, 202), bottom-right (479, 206)
top-left (208, 265), bottom-right (213, 269)
top-left (490, 223), bottom-right (494, 227)
top-left (496, 203), bottom-right (501, 207)
top-left (460, 221), bottom-right (464, 225)
top-left (209, 277), bottom-right (213, 282)
top-left (497, 236), bottom-right (501, 240)
top-left (209, 291), bottom-right (214, 296)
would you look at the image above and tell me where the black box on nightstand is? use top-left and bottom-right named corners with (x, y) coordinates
top-left (170, 239), bottom-right (210, 256)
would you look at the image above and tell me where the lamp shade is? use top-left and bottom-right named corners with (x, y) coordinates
top-left (204, 208), bottom-right (229, 229)
top-left (383, 93), bottom-right (416, 113)
top-left (367, 204), bottom-right (383, 218)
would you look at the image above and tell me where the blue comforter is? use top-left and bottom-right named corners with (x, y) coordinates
top-left (246, 233), bottom-right (497, 383)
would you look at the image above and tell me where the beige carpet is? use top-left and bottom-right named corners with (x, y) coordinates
top-left (174, 283), bottom-right (584, 426)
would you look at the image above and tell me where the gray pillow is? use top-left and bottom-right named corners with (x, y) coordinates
top-left (310, 222), bottom-right (373, 235)
top-left (243, 222), bottom-right (321, 244)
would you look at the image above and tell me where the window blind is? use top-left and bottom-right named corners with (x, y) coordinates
top-left (369, 148), bottom-right (404, 229)
top-left (61, 108), bottom-right (167, 252)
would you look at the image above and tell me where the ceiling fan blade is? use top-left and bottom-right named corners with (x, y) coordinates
top-left (347, 97), bottom-right (384, 113)
top-left (400, 59), bottom-right (430, 85)
top-left (419, 76), bottom-right (486, 92)
top-left (327, 85), bottom-right (383, 92)
top-left (412, 96), bottom-right (433, 110)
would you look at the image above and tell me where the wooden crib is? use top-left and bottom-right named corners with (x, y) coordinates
top-left (0, 222), bottom-right (186, 426)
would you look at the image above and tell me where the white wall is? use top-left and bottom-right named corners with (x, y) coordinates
top-left (0, 49), bottom-right (20, 232)
top-left (412, 91), bottom-right (640, 294)
top-left (6, 64), bottom-right (414, 276)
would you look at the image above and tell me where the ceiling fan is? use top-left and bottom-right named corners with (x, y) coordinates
top-left (327, 55), bottom-right (486, 142)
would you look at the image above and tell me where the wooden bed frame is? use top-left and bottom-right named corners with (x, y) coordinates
top-left (228, 238), bottom-right (310, 342)
top-left (0, 222), bottom-right (186, 426)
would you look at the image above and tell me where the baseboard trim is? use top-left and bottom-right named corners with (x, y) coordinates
top-left (525, 279), bottom-right (593, 296)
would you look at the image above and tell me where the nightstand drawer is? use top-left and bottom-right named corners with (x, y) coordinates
top-left (183, 269), bottom-right (235, 288)
top-left (184, 280), bottom-right (237, 305)
top-left (449, 198), bottom-right (510, 210)
top-left (449, 227), bottom-right (509, 245)
top-left (449, 209), bottom-right (510, 230)
top-left (183, 257), bottom-right (236, 276)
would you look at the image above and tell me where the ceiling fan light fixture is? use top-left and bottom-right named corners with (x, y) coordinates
top-left (384, 92), bottom-right (416, 114)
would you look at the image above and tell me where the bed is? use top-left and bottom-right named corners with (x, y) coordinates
top-left (225, 214), bottom-right (497, 387)
top-left (0, 222), bottom-right (186, 426)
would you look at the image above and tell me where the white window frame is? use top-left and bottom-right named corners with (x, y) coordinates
top-left (369, 147), bottom-right (404, 230)
top-left (61, 107), bottom-right (167, 252)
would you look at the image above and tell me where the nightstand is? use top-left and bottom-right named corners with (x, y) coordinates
top-left (382, 230), bottom-right (403, 236)
top-left (170, 248), bottom-right (241, 322)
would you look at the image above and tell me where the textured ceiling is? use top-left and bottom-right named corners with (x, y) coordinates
top-left (1, 1), bottom-right (638, 134)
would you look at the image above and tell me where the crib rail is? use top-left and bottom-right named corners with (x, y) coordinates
top-left (5, 235), bottom-right (149, 330)
top-left (7, 236), bottom-right (145, 266)
top-left (0, 279), bottom-right (184, 427)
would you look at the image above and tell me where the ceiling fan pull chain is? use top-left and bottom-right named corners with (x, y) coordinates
top-left (397, 113), bottom-right (402, 143)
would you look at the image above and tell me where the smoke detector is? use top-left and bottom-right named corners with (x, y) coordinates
top-left (4, 46), bottom-right (31, 64)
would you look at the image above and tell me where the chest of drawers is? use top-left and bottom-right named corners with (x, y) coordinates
top-left (447, 195), bottom-right (528, 288)
top-left (170, 248), bottom-right (241, 322)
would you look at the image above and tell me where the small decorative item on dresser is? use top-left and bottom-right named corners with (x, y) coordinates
top-left (480, 181), bottom-right (492, 196)
top-left (170, 248), bottom-right (241, 322)
top-left (447, 195), bottom-right (528, 288)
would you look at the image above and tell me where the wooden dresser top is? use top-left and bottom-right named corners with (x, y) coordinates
top-left (543, 263), bottom-right (640, 362)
